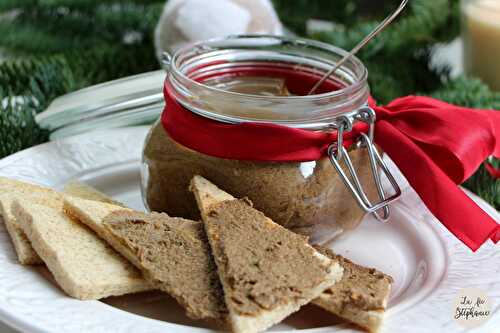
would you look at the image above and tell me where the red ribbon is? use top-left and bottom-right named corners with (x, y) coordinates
top-left (162, 80), bottom-right (500, 251)
top-left (485, 161), bottom-right (500, 179)
top-left (370, 97), bottom-right (500, 251)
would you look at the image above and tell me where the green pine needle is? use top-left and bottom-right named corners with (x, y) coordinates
top-left (0, 58), bottom-right (74, 157)
top-left (0, 97), bottom-right (49, 158)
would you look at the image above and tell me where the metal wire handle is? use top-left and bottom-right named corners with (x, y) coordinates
top-left (330, 115), bottom-right (352, 162)
top-left (328, 108), bottom-right (401, 222)
top-left (308, 0), bottom-right (409, 95)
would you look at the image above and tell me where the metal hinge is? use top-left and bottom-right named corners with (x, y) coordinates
top-left (328, 107), bottom-right (401, 222)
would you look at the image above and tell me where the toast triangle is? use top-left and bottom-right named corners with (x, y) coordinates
top-left (0, 177), bottom-right (126, 265)
top-left (65, 197), bottom-right (227, 324)
top-left (312, 246), bottom-right (393, 333)
top-left (190, 175), bottom-right (343, 333)
top-left (190, 175), bottom-right (235, 215)
top-left (62, 197), bottom-right (138, 264)
top-left (63, 181), bottom-right (125, 207)
top-left (12, 199), bottom-right (149, 299)
top-left (0, 177), bottom-right (62, 264)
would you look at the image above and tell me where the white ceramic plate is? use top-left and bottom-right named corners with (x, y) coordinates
top-left (0, 127), bottom-right (498, 333)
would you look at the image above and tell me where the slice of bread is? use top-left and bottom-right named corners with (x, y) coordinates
top-left (190, 175), bottom-right (234, 217)
top-left (63, 181), bottom-right (125, 207)
top-left (191, 175), bottom-right (393, 332)
top-left (312, 246), bottom-right (393, 333)
top-left (0, 177), bottom-right (62, 264)
top-left (65, 197), bottom-right (227, 324)
top-left (63, 197), bottom-right (141, 265)
top-left (12, 199), bottom-right (150, 300)
top-left (190, 175), bottom-right (344, 333)
top-left (0, 177), bottom-right (126, 265)
top-left (101, 210), bottom-right (228, 324)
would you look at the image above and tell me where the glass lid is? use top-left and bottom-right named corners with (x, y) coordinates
top-left (36, 70), bottom-right (166, 131)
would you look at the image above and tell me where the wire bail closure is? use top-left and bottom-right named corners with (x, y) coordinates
top-left (328, 107), bottom-right (401, 222)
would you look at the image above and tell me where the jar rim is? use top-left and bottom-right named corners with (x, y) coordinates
top-left (169, 34), bottom-right (368, 101)
top-left (167, 35), bottom-right (370, 128)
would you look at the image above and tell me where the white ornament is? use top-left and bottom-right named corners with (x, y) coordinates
top-left (175, 0), bottom-right (251, 42)
top-left (154, 0), bottom-right (284, 60)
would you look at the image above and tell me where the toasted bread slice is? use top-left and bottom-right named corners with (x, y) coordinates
top-left (62, 197), bottom-right (142, 265)
top-left (65, 197), bottom-right (227, 324)
top-left (0, 177), bottom-right (62, 264)
top-left (189, 175), bottom-right (234, 216)
top-left (190, 175), bottom-right (343, 333)
top-left (12, 199), bottom-right (150, 300)
top-left (0, 177), bottom-right (125, 265)
top-left (191, 175), bottom-right (393, 332)
top-left (102, 210), bottom-right (228, 324)
top-left (63, 181), bottom-right (125, 207)
top-left (312, 246), bottom-right (393, 333)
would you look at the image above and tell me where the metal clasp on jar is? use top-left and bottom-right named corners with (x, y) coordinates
top-left (328, 107), bottom-right (401, 222)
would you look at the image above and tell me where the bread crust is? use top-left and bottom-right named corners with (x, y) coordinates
top-left (65, 197), bottom-right (228, 326)
top-left (0, 177), bottom-right (126, 265)
top-left (191, 175), bottom-right (343, 333)
top-left (12, 199), bottom-right (150, 300)
top-left (312, 246), bottom-right (393, 333)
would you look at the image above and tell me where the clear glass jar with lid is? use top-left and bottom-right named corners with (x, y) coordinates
top-left (142, 35), bottom-right (399, 239)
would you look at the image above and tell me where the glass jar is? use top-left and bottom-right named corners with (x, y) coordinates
top-left (462, 0), bottom-right (500, 91)
top-left (142, 35), bottom-right (383, 237)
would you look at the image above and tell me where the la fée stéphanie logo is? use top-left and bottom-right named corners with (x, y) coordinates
top-left (453, 288), bottom-right (492, 328)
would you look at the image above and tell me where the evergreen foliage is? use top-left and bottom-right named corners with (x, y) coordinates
top-left (0, 0), bottom-right (497, 207)
top-left (0, 0), bottom-right (162, 156)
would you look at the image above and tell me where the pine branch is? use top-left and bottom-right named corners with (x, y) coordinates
top-left (0, 2), bottom-right (161, 156)
top-left (0, 0), bottom-right (162, 11)
top-left (432, 0), bottom-right (461, 43)
top-left (0, 58), bottom-right (74, 158)
top-left (22, 3), bottom-right (162, 40)
top-left (65, 44), bottom-right (160, 85)
top-left (0, 44), bottom-right (159, 159)
top-left (271, 0), bottom-right (362, 34)
top-left (0, 0), bottom-right (36, 11)
top-left (306, 0), bottom-right (453, 104)
top-left (464, 164), bottom-right (499, 210)
top-left (0, 20), bottom-right (105, 54)
top-left (431, 76), bottom-right (500, 109)
top-left (311, 0), bottom-right (451, 58)
top-left (382, 0), bottom-right (451, 51)
top-left (0, 96), bottom-right (49, 158)
top-left (0, 45), bottom-right (159, 100)
top-left (368, 50), bottom-right (446, 103)
top-left (0, 57), bottom-right (77, 105)
top-left (0, 3), bottom-right (161, 55)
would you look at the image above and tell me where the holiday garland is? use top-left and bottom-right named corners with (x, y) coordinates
top-left (0, 0), bottom-right (498, 208)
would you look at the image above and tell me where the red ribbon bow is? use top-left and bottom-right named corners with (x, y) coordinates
top-left (371, 96), bottom-right (500, 251)
top-left (162, 81), bottom-right (500, 251)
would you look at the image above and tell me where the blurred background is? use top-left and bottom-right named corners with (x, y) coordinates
top-left (0, 0), bottom-right (498, 208)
